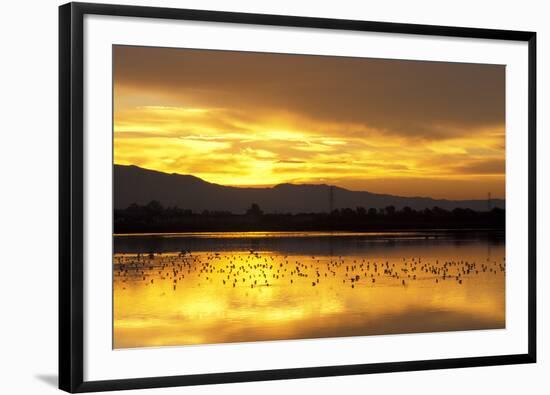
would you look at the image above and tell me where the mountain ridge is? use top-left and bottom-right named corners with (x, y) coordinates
top-left (114, 164), bottom-right (505, 213)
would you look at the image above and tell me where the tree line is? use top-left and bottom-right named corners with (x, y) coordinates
top-left (114, 201), bottom-right (505, 233)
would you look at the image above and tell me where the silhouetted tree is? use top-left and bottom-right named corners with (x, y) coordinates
top-left (402, 206), bottom-right (413, 216)
top-left (341, 208), bottom-right (355, 217)
top-left (432, 206), bottom-right (450, 217)
top-left (146, 200), bottom-right (163, 215)
top-left (246, 203), bottom-right (263, 216)
top-left (385, 205), bottom-right (396, 216)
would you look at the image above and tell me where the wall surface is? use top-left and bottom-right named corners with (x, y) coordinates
top-left (0, 0), bottom-right (547, 394)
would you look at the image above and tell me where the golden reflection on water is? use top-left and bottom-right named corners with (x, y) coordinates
top-left (113, 236), bottom-right (505, 349)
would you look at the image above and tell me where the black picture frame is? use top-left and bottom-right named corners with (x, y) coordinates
top-left (59, 2), bottom-right (537, 393)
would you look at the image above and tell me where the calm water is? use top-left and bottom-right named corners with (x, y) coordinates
top-left (113, 230), bottom-right (505, 349)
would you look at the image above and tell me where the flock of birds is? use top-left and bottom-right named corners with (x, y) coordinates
top-left (114, 250), bottom-right (506, 291)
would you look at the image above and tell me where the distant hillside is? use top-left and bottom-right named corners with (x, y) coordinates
top-left (114, 164), bottom-right (505, 213)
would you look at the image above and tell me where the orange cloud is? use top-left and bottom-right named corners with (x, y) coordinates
top-left (113, 45), bottom-right (505, 199)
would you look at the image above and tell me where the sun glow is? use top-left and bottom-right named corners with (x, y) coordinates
top-left (113, 45), bottom-right (505, 199)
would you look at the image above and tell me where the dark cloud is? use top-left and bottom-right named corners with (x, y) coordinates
top-left (114, 45), bottom-right (505, 140)
top-left (278, 160), bottom-right (306, 164)
top-left (453, 159), bottom-right (506, 175)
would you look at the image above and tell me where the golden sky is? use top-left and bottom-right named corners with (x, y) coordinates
top-left (113, 45), bottom-right (505, 200)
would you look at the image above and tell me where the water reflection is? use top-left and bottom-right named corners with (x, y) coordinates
top-left (113, 231), bottom-right (505, 348)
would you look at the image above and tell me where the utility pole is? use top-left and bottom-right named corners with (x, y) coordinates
top-left (488, 192), bottom-right (491, 211)
top-left (329, 186), bottom-right (334, 213)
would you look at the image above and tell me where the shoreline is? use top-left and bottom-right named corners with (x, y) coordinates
top-left (113, 227), bottom-right (506, 237)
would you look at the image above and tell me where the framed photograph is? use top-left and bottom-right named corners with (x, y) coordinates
top-left (59, 2), bottom-right (537, 392)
